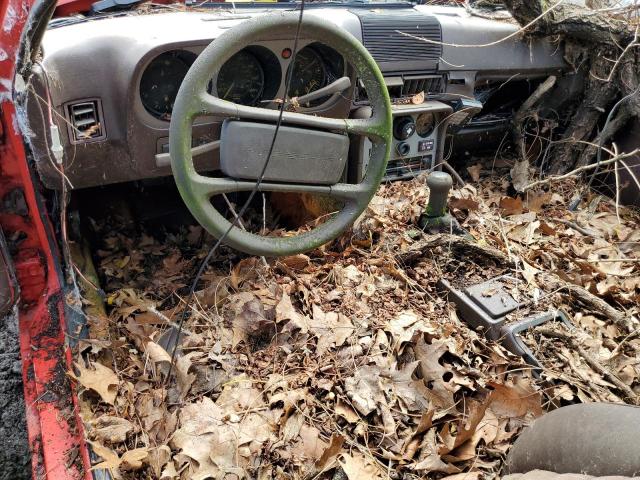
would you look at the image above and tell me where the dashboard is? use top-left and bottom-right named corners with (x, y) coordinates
top-left (28, 6), bottom-right (566, 190)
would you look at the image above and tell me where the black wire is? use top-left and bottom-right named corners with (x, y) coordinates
top-left (569, 86), bottom-right (639, 211)
top-left (166, 1), bottom-right (306, 379)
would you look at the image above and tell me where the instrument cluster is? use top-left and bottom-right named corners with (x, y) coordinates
top-left (139, 42), bottom-right (345, 121)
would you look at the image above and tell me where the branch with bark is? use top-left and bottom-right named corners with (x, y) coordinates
top-left (501, 0), bottom-right (640, 175)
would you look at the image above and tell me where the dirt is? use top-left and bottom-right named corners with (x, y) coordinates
top-left (0, 307), bottom-right (32, 480)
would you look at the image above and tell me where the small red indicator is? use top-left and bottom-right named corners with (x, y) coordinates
top-left (281, 48), bottom-right (292, 59)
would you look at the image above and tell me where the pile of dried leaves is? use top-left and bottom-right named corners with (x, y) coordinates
top-left (72, 165), bottom-right (640, 479)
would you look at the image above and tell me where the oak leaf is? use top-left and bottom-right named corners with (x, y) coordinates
top-left (72, 361), bottom-right (119, 405)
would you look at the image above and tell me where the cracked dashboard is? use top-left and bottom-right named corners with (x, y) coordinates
top-left (29, 6), bottom-right (566, 190)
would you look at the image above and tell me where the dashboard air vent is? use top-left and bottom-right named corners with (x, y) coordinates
top-left (356, 11), bottom-right (442, 71)
top-left (67, 100), bottom-right (105, 142)
top-left (402, 75), bottom-right (443, 97)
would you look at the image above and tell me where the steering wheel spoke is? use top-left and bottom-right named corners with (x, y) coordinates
top-left (199, 93), bottom-right (385, 140)
top-left (196, 93), bottom-right (239, 119)
top-left (191, 174), bottom-right (337, 200)
top-left (190, 175), bottom-right (241, 199)
top-left (330, 183), bottom-right (371, 203)
top-left (344, 117), bottom-right (389, 141)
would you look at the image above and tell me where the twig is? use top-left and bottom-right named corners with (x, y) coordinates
top-left (513, 75), bottom-right (557, 161)
top-left (582, 258), bottom-right (640, 263)
top-left (396, 0), bottom-right (566, 49)
top-left (397, 233), bottom-right (510, 266)
top-left (604, 25), bottom-right (639, 83)
top-left (222, 193), bottom-right (269, 268)
top-left (614, 155), bottom-right (622, 223)
top-left (442, 161), bottom-right (466, 186)
top-left (536, 326), bottom-right (637, 403)
top-left (537, 272), bottom-right (637, 334)
top-left (146, 307), bottom-right (194, 336)
top-left (610, 330), bottom-right (640, 358)
top-left (522, 149), bottom-right (640, 191)
top-left (550, 218), bottom-right (602, 238)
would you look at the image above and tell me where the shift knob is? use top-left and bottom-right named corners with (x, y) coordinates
top-left (425, 171), bottom-right (453, 218)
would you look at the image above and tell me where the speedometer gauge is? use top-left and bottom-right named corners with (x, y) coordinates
top-left (416, 112), bottom-right (436, 137)
top-left (140, 50), bottom-right (197, 120)
top-left (287, 47), bottom-right (327, 105)
top-left (216, 50), bottom-right (265, 106)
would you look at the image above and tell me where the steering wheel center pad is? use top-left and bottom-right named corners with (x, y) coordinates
top-left (219, 120), bottom-right (350, 185)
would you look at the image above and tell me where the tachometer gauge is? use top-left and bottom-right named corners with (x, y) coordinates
top-left (416, 112), bottom-right (436, 137)
top-left (216, 50), bottom-right (265, 106)
top-left (287, 47), bottom-right (327, 105)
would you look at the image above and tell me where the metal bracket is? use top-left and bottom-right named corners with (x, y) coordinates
top-left (501, 310), bottom-right (573, 369)
top-left (440, 275), bottom-right (573, 370)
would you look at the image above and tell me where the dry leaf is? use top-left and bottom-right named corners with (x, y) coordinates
top-left (413, 337), bottom-right (456, 409)
top-left (450, 197), bottom-right (480, 212)
top-left (120, 448), bottom-right (148, 471)
top-left (411, 91), bottom-right (425, 105)
top-left (488, 380), bottom-right (542, 418)
top-left (510, 159), bottom-right (530, 192)
top-left (229, 293), bottom-right (272, 347)
top-left (340, 452), bottom-right (383, 479)
top-left (413, 428), bottom-right (460, 473)
top-left (335, 400), bottom-right (360, 424)
top-left (145, 341), bottom-right (172, 364)
top-left (89, 440), bottom-right (121, 473)
top-left (440, 472), bottom-right (482, 480)
top-left (344, 365), bottom-right (385, 416)
top-left (279, 254), bottom-right (311, 270)
top-left (294, 423), bottom-right (325, 459)
top-left (385, 311), bottom-right (428, 348)
top-left (526, 191), bottom-right (552, 212)
top-left (499, 196), bottom-right (524, 216)
top-left (440, 399), bottom-right (489, 454)
top-left (72, 361), bottom-right (119, 405)
top-left (310, 305), bottom-right (354, 354)
top-left (147, 445), bottom-right (172, 477)
top-left (160, 461), bottom-right (178, 480)
top-left (467, 164), bottom-right (482, 182)
top-left (88, 415), bottom-right (135, 443)
top-left (276, 293), bottom-right (309, 333)
top-left (176, 352), bottom-right (201, 398)
top-left (315, 434), bottom-right (345, 471)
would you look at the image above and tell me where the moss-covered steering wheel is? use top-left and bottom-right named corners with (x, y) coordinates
top-left (169, 12), bottom-right (392, 257)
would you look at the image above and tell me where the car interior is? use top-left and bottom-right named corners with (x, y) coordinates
top-left (6, 1), bottom-right (640, 478)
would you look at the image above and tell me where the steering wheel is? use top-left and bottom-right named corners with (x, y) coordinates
top-left (170, 11), bottom-right (392, 257)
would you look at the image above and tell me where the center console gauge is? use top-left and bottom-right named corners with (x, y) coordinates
top-left (393, 116), bottom-right (416, 140)
top-left (416, 112), bottom-right (436, 137)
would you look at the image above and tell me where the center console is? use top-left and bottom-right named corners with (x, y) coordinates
top-left (351, 101), bottom-right (453, 182)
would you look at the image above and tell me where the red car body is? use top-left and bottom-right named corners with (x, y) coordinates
top-left (0, 0), bottom-right (91, 477)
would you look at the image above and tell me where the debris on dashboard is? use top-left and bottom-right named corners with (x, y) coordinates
top-left (71, 162), bottom-right (640, 479)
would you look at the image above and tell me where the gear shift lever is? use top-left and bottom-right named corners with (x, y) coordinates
top-left (418, 171), bottom-right (466, 234)
top-left (424, 171), bottom-right (453, 218)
